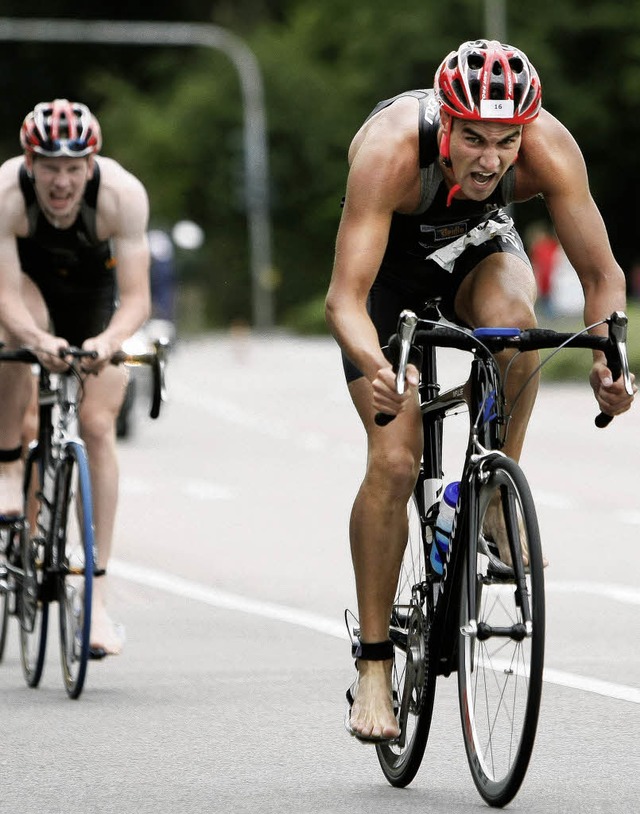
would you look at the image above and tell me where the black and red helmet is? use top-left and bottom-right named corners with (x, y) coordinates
top-left (435, 39), bottom-right (541, 125)
top-left (20, 99), bottom-right (102, 158)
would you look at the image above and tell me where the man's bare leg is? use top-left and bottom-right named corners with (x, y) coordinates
top-left (346, 376), bottom-right (422, 740)
top-left (455, 252), bottom-right (543, 566)
top-left (0, 276), bottom-right (49, 517)
top-left (79, 365), bottom-right (128, 655)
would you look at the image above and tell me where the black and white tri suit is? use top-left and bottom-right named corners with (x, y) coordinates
top-left (17, 162), bottom-right (117, 348)
top-left (342, 89), bottom-right (531, 383)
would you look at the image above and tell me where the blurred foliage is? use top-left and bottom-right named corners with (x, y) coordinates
top-left (538, 301), bottom-right (640, 383)
top-left (0, 1), bottom-right (640, 330)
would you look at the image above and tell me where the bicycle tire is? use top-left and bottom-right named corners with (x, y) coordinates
top-left (19, 450), bottom-right (50, 687)
top-left (0, 524), bottom-right (21, 662)
top-left (0, 545), bottom-right (8, 661)
top-left (376, 493), bottom-right (438, 787)
top-left (55, 442), bottom-right (95, 699)
top-left (458, 455), bottom-right (545, 807)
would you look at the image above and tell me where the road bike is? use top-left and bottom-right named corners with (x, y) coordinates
top-left (353, 304), bottom-right (632, 806)
top-left (0, 340), bottom-right (167, 698)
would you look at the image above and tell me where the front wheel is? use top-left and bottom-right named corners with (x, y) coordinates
top-left (376, 494), bottom-right (438, 787)
top-left (458, 456), bottom-right (545, 807)
top-left (19, 450), bottom-right (50, 687)
top-left (55, 442), bottom-right (95, 699)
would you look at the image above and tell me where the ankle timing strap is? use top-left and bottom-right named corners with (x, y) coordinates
top-left (352, 640), bottom-right (394, 661)
top-left (0, 446), bottom-right (22, 462)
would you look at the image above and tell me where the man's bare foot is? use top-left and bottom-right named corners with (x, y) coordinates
top-left (0, 459), bottom-right (24, 517)
top-left (90, 604), bottom-right (125, 656)
top-left (483, 497), bottom-right (548, 568)
top-left (346, 659), bottom-right (399, 742)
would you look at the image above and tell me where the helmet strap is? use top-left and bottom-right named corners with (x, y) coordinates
top-left (446, 184), bottom-right (462, 207)
top-left (439, 125), bottom-right (452, 167)
top-left (439, 117), bottom-right (460, 206)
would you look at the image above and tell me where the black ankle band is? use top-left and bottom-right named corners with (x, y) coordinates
top-left (352, 640), bottom-right (394, 661)
top-left (94, 569), bottom-right (106, 577)
top-left (0, 446), bottom-right (22, 462)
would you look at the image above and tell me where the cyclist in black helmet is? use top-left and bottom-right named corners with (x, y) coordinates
top-left (0, 99), bottom-right (151, 658)
top-left (326, 40), bottom-right (635, 743)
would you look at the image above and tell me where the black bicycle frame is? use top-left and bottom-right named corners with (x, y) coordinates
top-left (414, 335), bottom-right (509, 678)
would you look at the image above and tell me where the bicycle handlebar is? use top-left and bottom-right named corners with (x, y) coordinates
top-left (0, 341), bottom-right (167, 420)
top-left (110, 338), bottom-right (168, 419)
top-left (375, 310), bottom-right (633, 429)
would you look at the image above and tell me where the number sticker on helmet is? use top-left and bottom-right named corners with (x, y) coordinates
top-left (480, 100), bottom-right (515, 119)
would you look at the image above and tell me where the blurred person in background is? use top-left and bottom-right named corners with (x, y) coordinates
top-left (526, 220), bottom-right (559, 317)
top-left (0, 99), bottom-right (151, 657)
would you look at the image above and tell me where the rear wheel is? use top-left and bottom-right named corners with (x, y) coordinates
top-left (55, 443), bottom-right (95, 699)
top-left (19, 450), bottom-right (49, 687)
top-left (458, 456), bottom-right (545, 807)
top-left (376, 494), bottom-right (438, 787)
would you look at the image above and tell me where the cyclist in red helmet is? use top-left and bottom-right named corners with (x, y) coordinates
top-left (0, 99), bottom-right (151, 657)
top-left (326, 40), bottom-right (635, 742)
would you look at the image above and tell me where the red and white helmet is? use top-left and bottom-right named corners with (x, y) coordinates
top-left (435, 40), bottom-right (541, 167)
top-left (20, 99), bottom-right (102, 158)
top-left (435, 39), bottom-right (541, 124)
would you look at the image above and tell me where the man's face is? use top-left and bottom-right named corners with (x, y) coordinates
top-left (445, 114), bottom-right (522, 201)
top-left (26, 154), bottom-right (94, 225)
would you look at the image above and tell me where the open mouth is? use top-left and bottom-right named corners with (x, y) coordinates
top-left (50, 192), bottom-right (71, 204)
top-left (470, 172), bottom-right (496, 187)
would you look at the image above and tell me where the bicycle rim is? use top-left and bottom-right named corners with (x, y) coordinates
top-left (377, 494), bottom-right (437, 787)
top-left (19, 451), bottom-right (49, 687)
top-left (56, 444), bottom-right (95, 699)
top-left (458, 457), bottom-right (545, 807)
top-left (0, 545), bottom-right (9, 661)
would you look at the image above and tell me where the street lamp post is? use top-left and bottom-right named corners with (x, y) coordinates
top-left (0, 17), bottom-right (274, 331)
top-left (484, 0), bottom-right (507, 41)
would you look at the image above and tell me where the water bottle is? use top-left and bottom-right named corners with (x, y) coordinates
top-left (431, 481), bottom-right (460, 576)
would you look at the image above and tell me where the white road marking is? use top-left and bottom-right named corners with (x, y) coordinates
top-left (109, 559), bottom-right (346, 640)
top-left (110, 559), bottom-right (639, 704)
top-left (546, 580), bottom-right (640, 606)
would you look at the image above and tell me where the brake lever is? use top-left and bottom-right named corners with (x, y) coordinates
top-left (375, 309), bottom-right (418, 427)
top-left (595, 311), bottom-right (633, 428)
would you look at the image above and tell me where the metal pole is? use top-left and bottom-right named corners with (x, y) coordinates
top-left (0, 17), bottom-right (274, 331)
top-left (484, 0), bottom-right (507, 42)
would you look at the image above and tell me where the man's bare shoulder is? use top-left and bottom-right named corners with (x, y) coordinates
top-left (349, 95), bottom-right (421, 169)
top-left (95, 155), bottom-right (147, 198)
top-left (346, 96), bottom-right (423, 213)
top-left (0, 156), bottom-right (28, 233)
top-left (0, 156), bottom-right (26, 195)
top-left (515, 108), bottom-right (585, 199)
top-left (94, 156), bottom-right (149, 237)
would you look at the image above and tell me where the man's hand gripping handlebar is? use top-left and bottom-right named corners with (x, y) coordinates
top-left (374, 308), bottom-right (634, 429)
top-left (374, 309), bottom-right (419, 427)
top-left (594, 311), bottom-right (633, 427)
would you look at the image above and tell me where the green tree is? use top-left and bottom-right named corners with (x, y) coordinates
top-left (1, 1), bottom-right (640, 329)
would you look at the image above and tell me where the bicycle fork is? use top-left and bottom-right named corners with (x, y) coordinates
top-left (460, 460), bottom-right (533, 643)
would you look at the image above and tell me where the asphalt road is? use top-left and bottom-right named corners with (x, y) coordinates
top-left (1, 332), bottom-right (638, 814)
